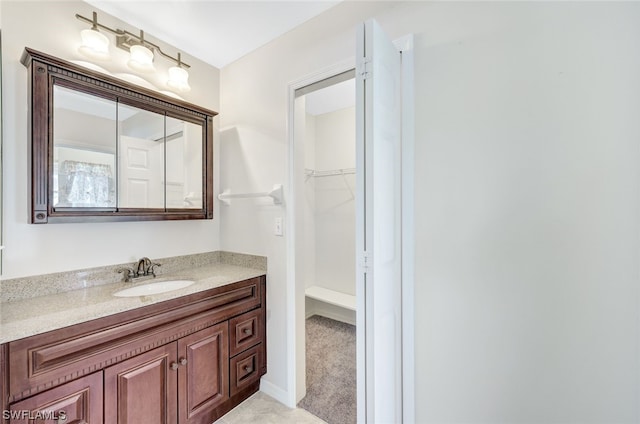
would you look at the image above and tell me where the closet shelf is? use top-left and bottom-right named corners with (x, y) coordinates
top-left (305, 285), bottom-right (356, 311)
top-left (305, 168), bottom-right (355, 199)
top-left (305, 167), bottom-right (356, 178)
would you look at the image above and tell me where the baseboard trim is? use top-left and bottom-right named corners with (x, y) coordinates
top-left (306, 298), bottom-right (356, 325)
top-left (260, 378), bottom-right (292, 407)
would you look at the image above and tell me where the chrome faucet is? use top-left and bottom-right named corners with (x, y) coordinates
top-left (117, 257), bottom-right (161, 282)
top-left (136, 257), bottom-right (151, 277)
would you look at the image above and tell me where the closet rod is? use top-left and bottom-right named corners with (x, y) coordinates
top-left (305, 167), bottom-right (356, 178)
top-left (305, 168), bottom-right (355, 199)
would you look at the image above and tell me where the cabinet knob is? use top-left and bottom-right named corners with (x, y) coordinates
top-left (170, 362), bottom-right (179, 371)
top-left (242, 328), bottom-right (252, 335)
top-left (180, 358), bottom-right (188, 366)
top-left (243, 365), bottom-right (253, 373)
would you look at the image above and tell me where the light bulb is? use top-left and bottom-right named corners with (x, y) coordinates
top-left (167, 66), bottom-right (191, 92)
top-left (78, 29), bottom-right (110, 61)
top-left (127, 45), bottom-right (155, 73)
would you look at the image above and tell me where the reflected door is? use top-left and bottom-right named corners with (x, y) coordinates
top-left (119, 136), bottom-right (165, 209)
top-left (118, 103), bottom-right (166, 209)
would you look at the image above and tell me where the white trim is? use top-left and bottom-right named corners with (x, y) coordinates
top-left (286, 57), bottom-right (355, 408)
top-left (355, 22), bottom-right (367, 423)
top-left (399, 33), bottom-right (416, 424)
top-left (305, 301), bottom-right (357, 326)
top-left (259, 378), bottom-right (290, 406)
top-left (393, 34), bottom-right (414, 52)
top-left (305, 285), bottom-right (356, 311)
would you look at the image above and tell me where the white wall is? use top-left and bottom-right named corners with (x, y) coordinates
top-left (0, 1), bottom-right (221, 279)
top-left (410, 3), bottom-right (639, 422)
top-left (0, 10), bottom-right (3, 270)
top-left (303, 111), bottom-right (316, 290)
top-left (0, 8), bottom-right (4, 265)
top-left (220, 1), bottom-right (640, 422)
top-left (311, 106), bottom-right (355, 295)
top-left (220, 1), bottom-right (391, 398)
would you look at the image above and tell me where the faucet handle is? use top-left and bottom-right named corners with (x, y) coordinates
top-left (117, 267), bottom-right (136, 282)
top-left (148, 262), bottom-right (161, 277)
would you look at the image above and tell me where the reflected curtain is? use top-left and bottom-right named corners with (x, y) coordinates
top-left (57, 160), bottom-right (114, 207)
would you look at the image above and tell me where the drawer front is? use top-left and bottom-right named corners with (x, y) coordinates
top-left (229, 308), bottom-right (263, 357)
top-left (229, 344), bottom-right (264, 396)
top-left (9, 371), bottom-right (103, 423)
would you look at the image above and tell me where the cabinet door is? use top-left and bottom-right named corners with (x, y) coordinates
top-left (8, 371), bottom-right (102, 423)
top-left (105, 344), bottom-right (178, 424)
top-left (178, 322), bottom-right (229, 424)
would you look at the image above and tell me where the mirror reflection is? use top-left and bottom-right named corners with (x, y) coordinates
top-left (118, 104), bottom-right (165, 209)
top-left (53, 85), bottom-right (205, 212)
top-left (53, 86), bottom-right (116, 208)
top-left (166, 117), bottom-right (203, 210)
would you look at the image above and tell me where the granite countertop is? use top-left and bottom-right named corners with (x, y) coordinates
top-left (0, 253), bottom-right (266, 344)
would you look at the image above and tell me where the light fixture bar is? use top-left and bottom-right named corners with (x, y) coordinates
top-left (76, 12), bottom-right (191, 69)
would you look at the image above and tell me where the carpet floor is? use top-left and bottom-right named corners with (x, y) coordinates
top-left (297, 315), bottom-right (356, 424)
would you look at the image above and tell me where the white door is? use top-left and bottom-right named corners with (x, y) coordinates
top-left (356, 19), bottom-right (403, 423)
top-left (119, 135), bottom-right (164, 208)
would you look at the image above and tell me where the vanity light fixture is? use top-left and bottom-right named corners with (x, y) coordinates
top-left (78, 12), bottom-right (110, 60)
top-left (167, 53), bottom-right (191, 92)
top-left (127, 42), bottom-right (155, 73)
top-left (76, 11), bottom-right (190, 91)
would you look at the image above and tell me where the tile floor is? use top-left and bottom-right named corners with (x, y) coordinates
top-left (214, 391), bottom-right (327, 424)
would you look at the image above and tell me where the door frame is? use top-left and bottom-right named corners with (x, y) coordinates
top-left (286, 56), bottom-right (356, 406)
top-left (397, 33), bottom-right (416, 424)
top-left (284, 34), bottom-right (414, 420)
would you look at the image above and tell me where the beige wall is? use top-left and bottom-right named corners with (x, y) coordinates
top-left (221, 1), bottom-right (640, 421)
top-left (0, 0), bottom-right (221, 279)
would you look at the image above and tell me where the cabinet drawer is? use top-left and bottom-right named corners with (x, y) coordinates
top-left (229, 308), bottom-right (263, 357)
top-left (9, 371), bottom-right (103, 423)
top-left (229, 344), bottom-right (264, 396)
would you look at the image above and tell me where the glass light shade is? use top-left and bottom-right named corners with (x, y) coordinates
top-left (78, 29), bottom-right (110, 61)
top-left (167, 66), bottom-right (191, 93)
top-left (127, 45), bottom-right (155, 72)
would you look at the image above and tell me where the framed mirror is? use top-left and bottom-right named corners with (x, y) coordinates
top-left (22, 48), bottom-right (216, 223)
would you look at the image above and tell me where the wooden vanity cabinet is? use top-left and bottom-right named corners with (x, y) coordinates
top-left (1, 276), bottom-right (266, 424)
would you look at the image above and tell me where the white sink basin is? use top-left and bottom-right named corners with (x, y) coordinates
top-left (113, 280), bottom-right (195, 297)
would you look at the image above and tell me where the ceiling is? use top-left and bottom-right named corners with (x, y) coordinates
top-left (305, 78), bottom-right (355, 116)
top-left (85, 0), bottom-right (341, 69)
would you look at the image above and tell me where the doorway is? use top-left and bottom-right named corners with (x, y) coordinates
top-left (286, 19), bottom-right (414, 424)
top-left (292, 70), bottom-right (357, 424)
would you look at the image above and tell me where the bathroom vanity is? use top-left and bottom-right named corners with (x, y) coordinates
top-left (0, 254), bottom-right (266, 423)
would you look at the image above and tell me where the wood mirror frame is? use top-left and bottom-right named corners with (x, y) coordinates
top-left (21, 47), bottom-right (216, 223)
